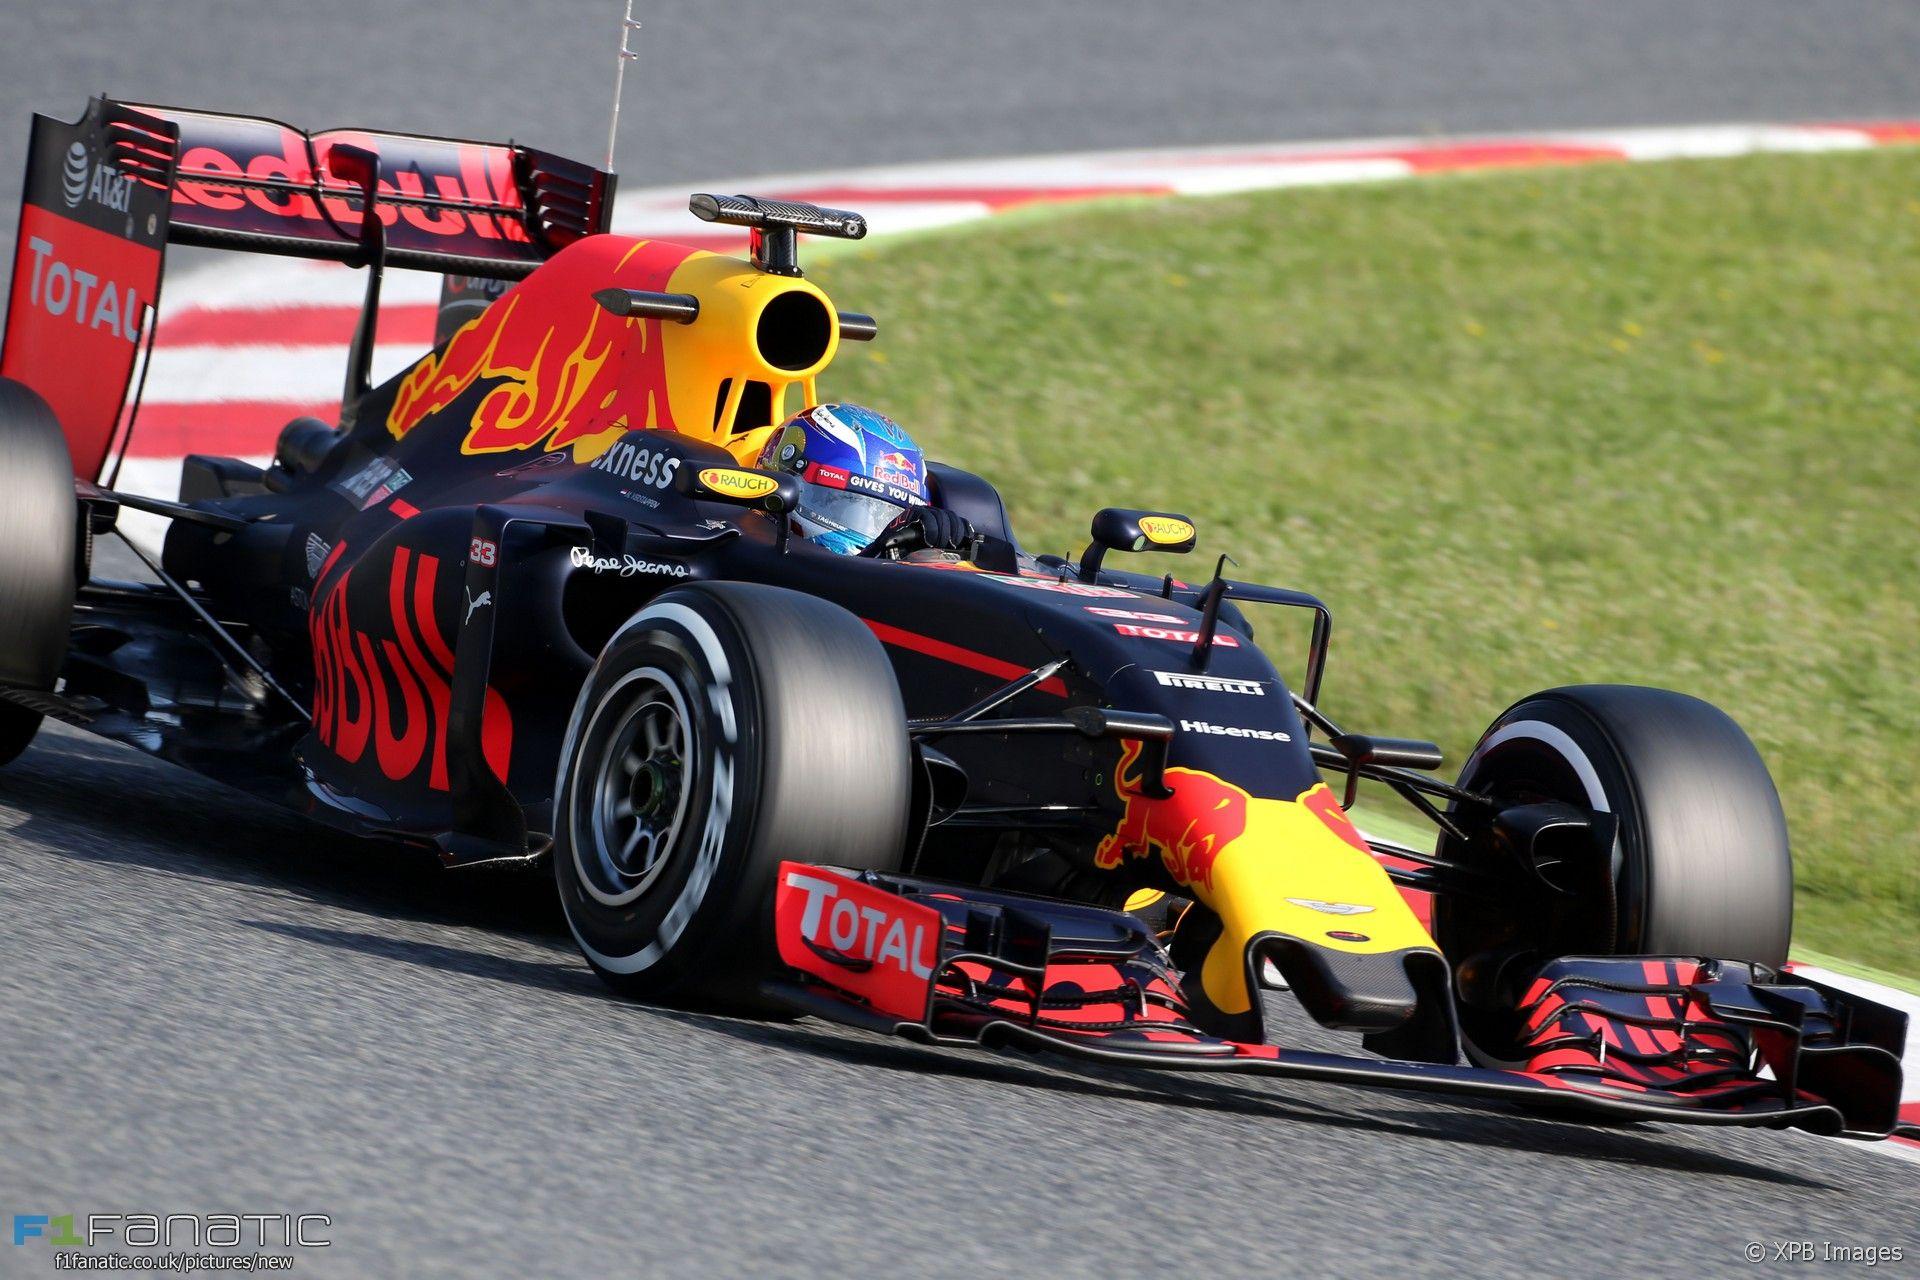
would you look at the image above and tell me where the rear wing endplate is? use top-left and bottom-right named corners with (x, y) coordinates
top-left (1, 98), bottom-right (174, 483)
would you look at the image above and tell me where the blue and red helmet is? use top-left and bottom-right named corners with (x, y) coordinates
top-left (759, 403), bottom-right (929, 554)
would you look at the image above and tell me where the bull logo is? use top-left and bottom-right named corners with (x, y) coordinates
top-left (383, 237), bottom-right (697, 455)
top-left (1300, 784), bottom-right (1370, 853)
top-left (309, 546), bottom-right (511, 789)
top-left (1094, 740), bottom-right (1251, 893)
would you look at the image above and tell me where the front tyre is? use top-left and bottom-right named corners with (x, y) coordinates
top-left (554, 582), bottom-right (911, 1006)
top-left (1435, 685), bottom-right (1793, 1057)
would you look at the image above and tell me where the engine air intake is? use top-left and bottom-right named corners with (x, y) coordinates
top-left (756, 290), bottom-right (834, 372)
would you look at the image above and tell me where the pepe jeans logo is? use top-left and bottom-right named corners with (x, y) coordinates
top-left (569, 545), bottom-right (690, 579)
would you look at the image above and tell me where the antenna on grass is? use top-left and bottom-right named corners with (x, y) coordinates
top-left (605, 0), bottom-right (642, 173)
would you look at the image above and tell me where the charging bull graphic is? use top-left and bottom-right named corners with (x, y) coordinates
top-left (309, 544), bottom-right (511, 789)
top-left (1094, 738), bottom-right (1250, 893)
top-left (386, 237), bottom-right (702, 455)
top-left (1097, 737), bottom-right (1439, 1024)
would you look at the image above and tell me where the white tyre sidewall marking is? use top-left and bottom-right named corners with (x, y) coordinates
top-left (557, 599), bottom-right (738, 975)
top-left (1466, 718), bottom-right (1623, 878)
top-left (1468, 720), bottom-right (1610, 812)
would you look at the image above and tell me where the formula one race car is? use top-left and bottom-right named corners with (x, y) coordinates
top-left (0, 98), bottom-right (1910, 1142)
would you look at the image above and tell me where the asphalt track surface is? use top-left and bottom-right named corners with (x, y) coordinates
top-left (3, 4), bottom-right (1919, 1277)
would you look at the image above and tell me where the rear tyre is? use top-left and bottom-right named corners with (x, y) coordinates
top-left (1435, 685), bottom-right (1793, 1055)
top-left (0, 706), bottom-right (43, 767)
top-left (553, 582), bottom-right (911, 1007)
top-left (0, 378), bottom-right (78, 766)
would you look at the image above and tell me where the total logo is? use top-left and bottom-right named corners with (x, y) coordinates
top-left (590, 441), bottom-right (681, 489)
top-left (1113, 622), bottom-right (1239, 647)
top-left (804, 462), bottom-right (851, 489)
top-left (781, 868), bottom-right (936, 980)
top-left (59, 140), bottom-right (134, 214)
top-left (1153, 670), bottom-right (1265, 696)
top-left (20, 235), bottom-right (141, 343)
top-left (1179, 718), bottom-right (1291, 742)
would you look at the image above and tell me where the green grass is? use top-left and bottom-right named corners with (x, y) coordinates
top-left (1791, 947), bottom-right (1920, 998)
top-left (809, 148), bottom-right (1920, 977)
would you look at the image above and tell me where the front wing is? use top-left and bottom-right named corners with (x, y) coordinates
top-left (764, 864), bottom-right (1913, 1140)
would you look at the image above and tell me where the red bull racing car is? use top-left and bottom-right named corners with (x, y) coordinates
top-left (0, 97), bottom-right (1911, 1143)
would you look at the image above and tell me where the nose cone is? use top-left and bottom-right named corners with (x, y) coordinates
top-left (1170, 783), bottom-right (1440, 1040)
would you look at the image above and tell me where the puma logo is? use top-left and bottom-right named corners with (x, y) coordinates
top-left (464, 588), bottom-right (492, 624)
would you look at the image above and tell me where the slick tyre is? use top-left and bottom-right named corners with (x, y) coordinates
top-left (1435, 685), bottom-right (1792, 1054)
top-left (0, 378), bottom-right (78, 766)
top-left (554, 582), bottom-right (911, 1007)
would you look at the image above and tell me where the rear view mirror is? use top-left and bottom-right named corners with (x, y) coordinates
top-left (676, 465), bottom-right (799, 514)
top-left (1078, 507), bottom-right (1195, 581)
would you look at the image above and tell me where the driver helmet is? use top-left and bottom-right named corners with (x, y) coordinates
top-left (758, 403), bottom-right (929, 555)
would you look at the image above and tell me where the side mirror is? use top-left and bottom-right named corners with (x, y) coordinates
top-left (1077, 507), bottom-right (1196, 582)
top-left (675, 465), bottom-right (799, 515)
top-left (1330, 733), bottom-right (1445, 809)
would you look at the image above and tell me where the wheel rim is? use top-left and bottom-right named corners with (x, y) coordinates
top-left (573, 668), bottom-right (695, 907)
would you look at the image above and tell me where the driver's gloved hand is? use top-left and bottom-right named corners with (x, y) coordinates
top-left (861, 505), bottom-right (979, 560)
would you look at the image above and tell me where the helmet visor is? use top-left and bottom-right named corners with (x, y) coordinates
top-left (796, 482), bottom-right (908, 549)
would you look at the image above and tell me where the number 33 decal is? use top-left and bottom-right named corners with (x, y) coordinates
top-left (469, 537), bottom-right (498, 567)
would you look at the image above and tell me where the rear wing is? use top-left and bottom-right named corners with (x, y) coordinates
top-left (130, 101), bottom-right (613, 277)
top-left (1, 96), bottom-right (615, 480)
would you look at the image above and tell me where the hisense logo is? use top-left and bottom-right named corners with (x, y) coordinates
top-left (1178, 718), bottom-right (1291, 742)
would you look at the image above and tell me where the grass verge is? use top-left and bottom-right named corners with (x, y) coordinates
top-left (811, 147), bottom-right (1920, 975)
top-left (1790, 947), bottom-right (1920, 999)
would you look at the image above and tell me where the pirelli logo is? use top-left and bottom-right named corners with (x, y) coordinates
top-left (1153, 670), bottom-right (1264, 696)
